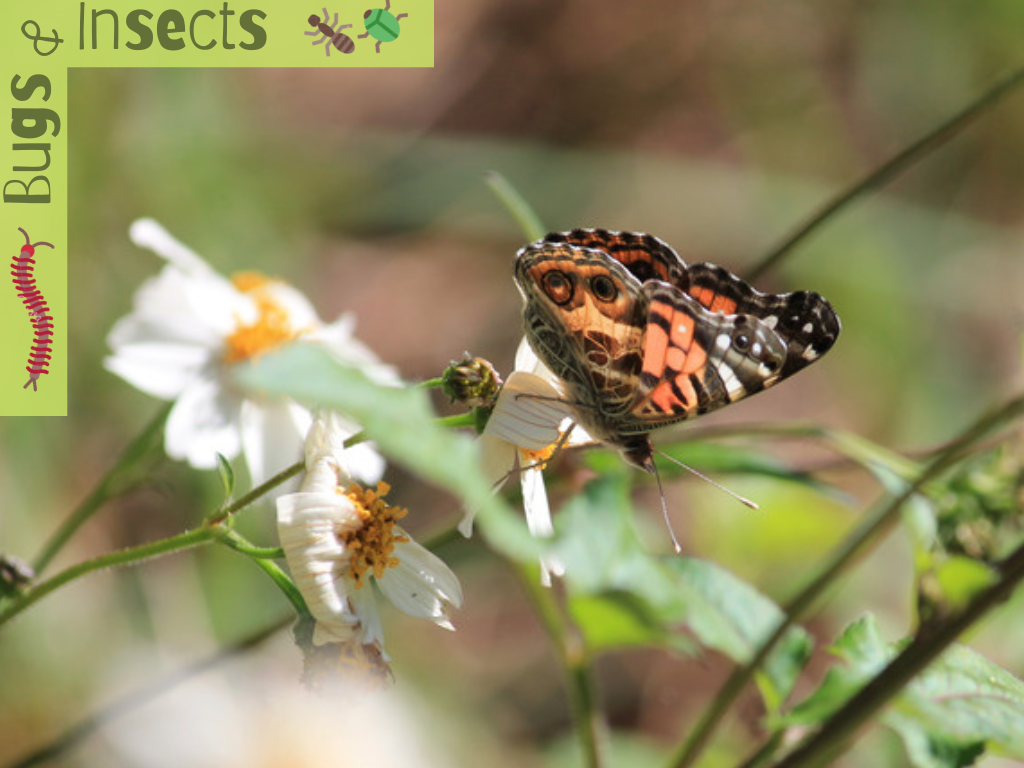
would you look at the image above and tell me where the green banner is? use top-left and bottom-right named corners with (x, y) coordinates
top-left (0, 0), bottom-right (432, 415)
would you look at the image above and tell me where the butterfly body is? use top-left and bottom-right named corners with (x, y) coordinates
top-left (514, 229), bottom-right (840, 471)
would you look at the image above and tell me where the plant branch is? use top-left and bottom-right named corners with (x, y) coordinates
top-left (764, 538), bottom-right (1024, 768)
top-left (516, 565), bottom-right (606, 768)
top-left (667, 393), bottom-right (1024, 768)
top-left (745, 64), bottom-right (1024, 282)
top-left (205, 460), bottom-right (303, 525)
top-left (32, 404), bottom-right (172, 574)
top-left (0, 527), bottom-right (216, 630)
top-left (215, 529), bottom-right (307, 614)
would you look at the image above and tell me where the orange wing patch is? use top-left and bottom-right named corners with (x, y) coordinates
top-left (689, 285), bottom-right (737, 314)
top-left (640, 299), bottom-right (706, 414)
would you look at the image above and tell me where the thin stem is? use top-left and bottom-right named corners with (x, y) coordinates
top-left (666, 393), bottom-right (1024, 768)
top-left (418, 377), bottom-right (445, 389)
top-left (484, 170), bottom-right (547, 242)
top-left (0, 527), bottom-right (216, 630)
top-left (3, 615), bottom-right (291, 768)
top-left (215, 529), bottom-right (307, 615)
top-left (765, 539), bottom-right (1024, 768)
top-left (205, 461), bottom-right (303, 525)
top-left (745, 64), bottom-right (1024, 282)
top-left (32, 404), bottom-right (172, 574)
top-left (516, 565), bottom-right (606, 768)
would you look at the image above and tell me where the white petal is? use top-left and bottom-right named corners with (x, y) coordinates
top-left (520, 464), bottom-right (565, 586)
top-left (240, 399), bottom-right (308, 488)
top-left (164, 378), bottom-right (242, 468)
top-left (378, 540), bottom-right (462, 627)
top-left (484, 371), bottom-right (574, 450)
top-left (347, 584), bottom-right (386, 648)
top-left (514, 337), bottom-right (541, 372)
top-left (130, 218), bottom-right (219, 278)
top-left (277, 491), bottom-right (365, 645)
top-left (310, 316), bottom-right (400, 387)
top-left (103, 341), bottom-right (211, 400)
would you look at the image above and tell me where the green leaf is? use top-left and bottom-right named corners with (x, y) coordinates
top-left (554, 473), bottom-right (812, 707)
top-left (665, 557), bottom-right (813, 712)
top-left (235, 344), bottom-right (539, 562)
top-left (556, 473), bottom-right (692, 653)
top-left (568, 592), bottom-right (690, 653)
top-left (483, 170), bottom-right (546, 241)
top-left (787, 615), bottom-right (1024, 767)
top-left (933, 556), bottom-right (998, 611)
top-left (215, 453), bottom-right (235, 500)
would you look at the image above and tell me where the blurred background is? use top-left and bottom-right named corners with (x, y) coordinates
top-left (4, 1), bottom-right (1024, 766)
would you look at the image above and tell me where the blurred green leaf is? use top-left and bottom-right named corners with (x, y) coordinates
top-left (215, 453), bottom-right (235, 501)
top-left (484, 170), bottom-right (546, 241)
top-left (653, 440), bottom-right (838, 496)
top-left (556, 472), bottom-right (692, 653)
top-left (665, 557), bottom-right (813, 712)
top-left (787, 615), bottom-right (1024, 767)
top-left (568, 592), bottom-right (689, 653)
top-left (555, 472), bottom-right (811, 707)
top-left (932, 556), bottom-right (998, 611)
top-left (236, 344), bottom-right (540, 562)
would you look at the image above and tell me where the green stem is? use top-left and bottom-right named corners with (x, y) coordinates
top-left (3, 614), bottom-right (291, 768)
top-left (517, 565), bottom-right (606, 768)
top-left (745, 64), bottom-right (1024, 282)
top-left (206, 461), bottom-right (303, 525)
top-left (0, 527), bottom-right (216, 630)
top-left (666, 393), bottom-right (1024, 768)
top-left (765, 538), bottom-right (1024, 768)
top-left (418, 377), bottom-right (445, 389)
top-left (435, 413), bottom-right (479, 429)
top-left (215, 529), bottom-right (307, 615)
top-left (32, 403), bottom-right (172, 574)
top-left (484, 170), bottom-right (547, 242)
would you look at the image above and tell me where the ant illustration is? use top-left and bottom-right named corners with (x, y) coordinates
top-left (359, 0), bottom-right (407, 53)
top-left (12, 227), bottom-right (55, 392)
top-left (305, 8), bottom-right (355, 55)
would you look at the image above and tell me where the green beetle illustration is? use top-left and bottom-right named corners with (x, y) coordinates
top-left (358, 0), bottom-right (408, 53)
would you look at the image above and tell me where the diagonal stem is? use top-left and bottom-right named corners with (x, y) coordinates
top-left (32, 404), bottom-right (172, 574)
top-left (666, 393), bottom-right (1024, 768)
top-left (745, 64), bottom-right (1024, 282)
top-left (763, 538), bottom-right (1024, 768)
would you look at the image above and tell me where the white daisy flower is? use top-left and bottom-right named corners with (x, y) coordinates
top-left (463, 339), bottom-right (592, 585)
top-left (105, 218), bottom-right (391, 486)
top-left (277, 413), bottom-right (463, 651)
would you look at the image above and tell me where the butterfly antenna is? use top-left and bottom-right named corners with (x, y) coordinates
top-left (650, 460), bottom-right (683, 553)
top-left (654, 448), bottom-right (759, 511)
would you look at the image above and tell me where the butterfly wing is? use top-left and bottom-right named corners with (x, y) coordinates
top-left (542, 229), bottom-right (687, 285)
top-left (626, 281), bottom-right (796, 428)
top-left (682, 263), bottom-right (841, 376)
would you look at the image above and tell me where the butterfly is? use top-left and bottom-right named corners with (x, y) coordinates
top-left (513, 229), bottom-right (841, 473)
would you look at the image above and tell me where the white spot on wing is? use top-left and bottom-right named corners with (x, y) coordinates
top-left (763, 315), bottom-right (778, 329)
top-left (715, 334), bottom-right (731, 351)
top-left (802, 322), bottom-right (814, 334)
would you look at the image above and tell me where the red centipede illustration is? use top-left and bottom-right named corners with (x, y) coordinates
top-left (12, 228), bottom-right (55, 392)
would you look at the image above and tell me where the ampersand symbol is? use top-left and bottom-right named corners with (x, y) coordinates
top-left (21, 20), bottom-right (63, 57)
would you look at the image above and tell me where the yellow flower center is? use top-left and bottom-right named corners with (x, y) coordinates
top-left (337, 482), bottom-right (409, 588)
top-left (520, 441), bottom-right (560, 471)
top-left (223, 272), bottom-right (300, 363)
